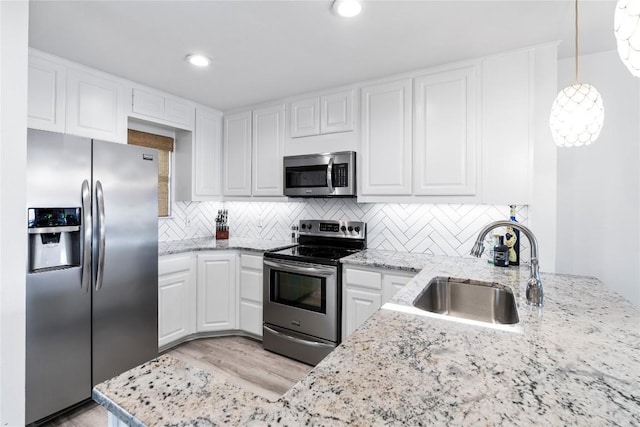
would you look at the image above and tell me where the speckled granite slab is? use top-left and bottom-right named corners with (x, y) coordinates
top-left (341, 249), bottom-right (446, 272)
top-left (93, 355), bottom-right (274, 426)
top-left (96, 251), bottom-right (640, 426)
top-left (159, 237), bottom-right (294, 256)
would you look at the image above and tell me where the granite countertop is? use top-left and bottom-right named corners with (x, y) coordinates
top-left (158, 237), bottom-right (294, 256)
top-left (95, 250), bottom-right (640, 426)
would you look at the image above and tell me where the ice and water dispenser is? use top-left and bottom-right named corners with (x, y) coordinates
top-left (28, 208), bottom-right (82, 273)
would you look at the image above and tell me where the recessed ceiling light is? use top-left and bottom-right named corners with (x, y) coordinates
top-left (332, 0), bottom-right (362, 18)
top-left (185, 54), bottom-right (211, 67)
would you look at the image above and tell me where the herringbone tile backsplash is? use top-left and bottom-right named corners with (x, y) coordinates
top-left (160, 199), bottom-right (529, 260)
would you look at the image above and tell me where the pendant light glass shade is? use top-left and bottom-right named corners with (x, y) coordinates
top-left (550, 83), bottom-right (604, 147)
top-left (549, 0), bottom-right (605, 147)
top-left (615, 0), bottom-right (640, 77)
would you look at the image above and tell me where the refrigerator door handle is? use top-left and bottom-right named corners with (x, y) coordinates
top-left (95, 180), bottom-right (106, 292)
top-left (81, 180), bottom-right (91, 293)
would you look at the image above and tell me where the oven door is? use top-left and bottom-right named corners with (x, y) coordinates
top-left (263, 258), bottom-right (338, 342)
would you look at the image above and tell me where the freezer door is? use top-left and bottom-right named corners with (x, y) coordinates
top-left (92, 140), bottom-right (159, 385)
top-left (25, 129), bottom-right (92, 424)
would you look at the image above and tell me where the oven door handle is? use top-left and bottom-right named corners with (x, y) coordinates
top-left (264, 260), bottom-right (336, 277)
top-left (263, 325), bottom-right (335, 349)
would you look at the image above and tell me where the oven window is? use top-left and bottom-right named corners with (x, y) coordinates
top-left (285, 165), bottom-right (327, 188)
top-left (271, 271), bottom-right (326, 313)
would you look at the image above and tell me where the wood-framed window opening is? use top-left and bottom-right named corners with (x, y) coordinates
top-left (128, 129), bottom-right (174, 217)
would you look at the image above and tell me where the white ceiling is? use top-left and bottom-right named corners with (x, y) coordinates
top-left (29, 0), bottom-right (617, 112)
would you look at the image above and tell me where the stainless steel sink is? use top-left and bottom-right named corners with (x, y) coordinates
top-left (412, 277), bottom-right (519, 325)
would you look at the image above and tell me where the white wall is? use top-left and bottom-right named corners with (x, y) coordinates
top-left (0, 1), bottom-right (28, 424)
top-left (556, 50), bottom-right (640, 307)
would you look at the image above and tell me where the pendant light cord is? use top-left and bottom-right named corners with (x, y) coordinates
top-left (575, 0), bottom-right (579, 83)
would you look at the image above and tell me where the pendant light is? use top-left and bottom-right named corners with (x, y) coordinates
top-left (615, 0), bottom-right (640, 77)
top-left (550, 0), bottom-right (605, 147)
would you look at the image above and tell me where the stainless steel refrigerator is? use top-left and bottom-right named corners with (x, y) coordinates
top-left (25, 129), bottom-right (158, 424)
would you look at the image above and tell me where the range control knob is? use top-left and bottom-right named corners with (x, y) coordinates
top-left (348, 226), bottom-right (353, 232)
top-left (341, 226), bottom-right (346, 232)
top-left (354, 226), bottom-right (361, 233)
top-left (306, 224), bottom-right (312, 230)
top-left (301, 224), bottom-right (306, 230)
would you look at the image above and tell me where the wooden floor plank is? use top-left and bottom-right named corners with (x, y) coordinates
top-left (40, 336), bottom-right (311, 426)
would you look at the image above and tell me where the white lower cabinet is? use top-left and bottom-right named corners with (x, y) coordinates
top-left (239, 253), bottom-right (264, 337)
top-left (342, 265), bottom-right (416, 339)
top-left (344, 288), bottom-right (382, 338)
top-left (197, 252), bottom-right (237, 332)
top-left (158, 254), bottom-right (196, 348)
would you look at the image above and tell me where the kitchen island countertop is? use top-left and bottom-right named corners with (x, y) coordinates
top-left (94, 252), bottom-right (640, 426)
top-left (158, 237), bottom-right (294, 256)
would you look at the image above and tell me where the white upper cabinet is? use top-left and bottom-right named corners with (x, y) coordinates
top-left (193, 108), bottom-right (222, 198)
top-left (413, 66), bottom-right (477, 196)
top-left (252, 104), bottom-right (285, 196)
top-left (360, 78), bottom-right (413, 195)
top-left (321, 90), bottom-right (353, 134)
top-left (481, 50), bottom-right (532, 205)
top-left (289, 89), bottom-right (353, 138)
top-left (174, 106), bottom-right (222, 201)
top-left (223, 111), bottom-right (253, 196)
top-left (132, 88), bottom-right (194, 130)
top-left (290, 97), bottom-right (320, 138)
top-left (27, 52), bottom-right (66, 132)
top-left (66, 68), bottom-right (126, 143)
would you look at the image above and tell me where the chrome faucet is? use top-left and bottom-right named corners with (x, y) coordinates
top-left (470, 220), bottom-right (543, 307)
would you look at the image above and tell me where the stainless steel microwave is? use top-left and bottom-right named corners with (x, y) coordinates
top-left (283, 151), bottom-right (356, 197)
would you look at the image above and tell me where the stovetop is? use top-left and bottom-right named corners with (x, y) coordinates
top-left (264, 244), bottom-right (361, 266)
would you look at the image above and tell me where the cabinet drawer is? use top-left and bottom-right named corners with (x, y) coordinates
top-left (345, 268), bottom-right (382, 290)
top-left (159, 254), bottom-right (193, 275)
top-left (241, 253), bottom-right (263, 270)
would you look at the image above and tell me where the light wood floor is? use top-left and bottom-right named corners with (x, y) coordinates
top-left (40, 336), bottom-right (312, 426)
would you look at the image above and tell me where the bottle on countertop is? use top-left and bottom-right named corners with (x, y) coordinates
top-left (493, 235), bottom-right (509, 267)
top-left (290, 224), bottom-right (298, 243)
top-left (487, 232), bottom-right (500, 264)
top-left (505, 205), bottom-right (520, 266)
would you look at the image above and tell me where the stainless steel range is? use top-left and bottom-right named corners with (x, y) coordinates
top-left (263, 219), bottom-right (366, 365)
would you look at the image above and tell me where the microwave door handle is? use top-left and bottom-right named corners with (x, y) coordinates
top-left (327, 157), bottom-right (334, 194)
top-left (80, 180), bottom-right (91, 293)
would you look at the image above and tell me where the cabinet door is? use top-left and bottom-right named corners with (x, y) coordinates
top-left (382, 272), bottom-right (415, 304)
top-left (223, 111), bottom-right (252, 196)
top-left (413, 66), bottom-right (477, 196)
top-left (344, 288), bottom-right (382, 338)
top-left (252, 104), bottom-right (285, 196)
top-left (481, 51), bottom-right (532, 205)
top-left (197, 253), bottom-right (237, 332)
top-left (132, 88), bottom-right (164, 120)
top-left (360, 79), bottom-right (412, 195)
top-left (158, 255), bottom-right (196, 348)
top-left (239, 253), bottom-right (263, 336)
top-left (28, 54), bottom-right (65, 132)
top-left (164, 98), bottom-right (194, 128)
top-left (194, 108), bottom-right (222, 197)
top-left (66, 69), bottom-right (126, 143)
top-left (290, 97), bottom-right (320, 138)
top-left (321, 90), bottom-right (353, 134)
